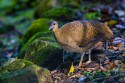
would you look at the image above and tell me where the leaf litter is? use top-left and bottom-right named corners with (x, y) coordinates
top-left (50, 0), bottom-right (125, 82)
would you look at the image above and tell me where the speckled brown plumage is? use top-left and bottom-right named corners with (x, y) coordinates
top-left (49, 20), bottom-right (113, 67)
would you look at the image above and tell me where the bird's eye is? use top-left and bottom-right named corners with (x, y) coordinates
top-left (53, 23), bottom-right (56, 25)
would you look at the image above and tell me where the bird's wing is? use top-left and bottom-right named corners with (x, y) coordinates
top-left (78, 21), bottom-right (102, 47)
top-left (60, 21), bottom-right (84, 38)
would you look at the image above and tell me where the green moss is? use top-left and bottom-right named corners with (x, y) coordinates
top-left (34, 0), bottom-right (81, 18)
top-left (20, 18), bottom-right (52, 47)
top-left (0, 59), bottom-right (52, 83)
top-left (58, 0), bottom-right (81, 8)
top-left (1, 59), bottom-right (33, 72)
top-left (18, 37), bottom-right (55, 59)
top-left (84, 11), bottom-right (101, 20)
top-left (42, 7), bottom-right (77, 21)
top-left (18, 36), bottom-right (55, 59)
top-left (20, 32), bottom-right (54, 51)
top-left (34, 0), bottom-right (57, 18)
top-left (23, 18), bottom-right (52, 40)
top-left (24, 38), bottom-right (61, 66)
top-left (25, 32), bottom-right (53, 44)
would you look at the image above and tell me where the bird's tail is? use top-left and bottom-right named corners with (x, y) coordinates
top-left (101, 23), bottom-right (114, 41)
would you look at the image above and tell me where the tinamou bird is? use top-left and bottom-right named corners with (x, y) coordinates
top-left (49, 20), bottom-right (113, 67)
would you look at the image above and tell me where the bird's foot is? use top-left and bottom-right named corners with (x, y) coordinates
top-left (85, 60), bottom-right (92, 64)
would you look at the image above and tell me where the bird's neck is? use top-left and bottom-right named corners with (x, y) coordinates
top-left (53, 26), bottom-right (59, 32)
top-left (52, 27), bottom-right (61, 41)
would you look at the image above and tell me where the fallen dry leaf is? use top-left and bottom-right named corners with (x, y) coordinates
top-left (100, 65), bottom-right (107, 72)
top-left (94, 41), bottom-right (104, 50)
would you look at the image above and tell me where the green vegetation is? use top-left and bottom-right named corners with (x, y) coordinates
top-left (0, 59), bottom-right (52, 83)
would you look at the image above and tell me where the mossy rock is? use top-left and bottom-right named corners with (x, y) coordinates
top-left (34, 0), bottom-right (81, 18)
top-left (18, 36), bottom-right (55, 59)
top-left (20, 32), bottom-right (54, 52)
top-left (0, 59), bottom-right (52, 83)
top-left (20, 18), bottom-right (52, 47)
top-left (58, 0), bottom-right (81, 8)
top-left (34, 0), bottom-right (58, 18)
top-left (19, 38), bottom-right (63, 70)
top-left (42, 7), bottom-right (78, 21)
top-left (21, 36), bottom-right (55, 51)
top-left (24, 39), bottom-right (62, 70)
top-left (18, 31), bottom-right (54, 58)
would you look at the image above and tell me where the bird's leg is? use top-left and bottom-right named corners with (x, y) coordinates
top-left (104, 41), bottom-right (109, 51)
top-left (104, 41), bottom-right (109, 55)
top-left (63, 50), bottom-right (71, 62)
top-left (86, 49), bottom-right (92, 64)
top-left (78, 52), bottom-right (85, 67)
top-left (63, 50), bottom-right (67, 62)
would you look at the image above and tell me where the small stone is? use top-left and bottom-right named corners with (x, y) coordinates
top-left (119, 17), bottom-right (125, 23)
top-left (78, 76), bottom-right (88, 83)
top-left (116, 24), bottom-right (125, 29)
top-left (112, 37), bottom-right (124, 45)
top-left (0, 59), bottom-right (53, 83)
top-left (115, 10), bottom-right (125, 17)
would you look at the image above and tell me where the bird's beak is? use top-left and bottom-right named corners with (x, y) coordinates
top-left (49, 26), bottom-right (53, 30)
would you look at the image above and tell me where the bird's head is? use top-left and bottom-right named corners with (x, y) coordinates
top-left (49, 20), bottom-right (58, 31)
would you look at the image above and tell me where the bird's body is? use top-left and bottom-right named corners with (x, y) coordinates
top-left (49, 20), bottom-right (113, 67)
top-left (52, 21), bottom-right (113, 53)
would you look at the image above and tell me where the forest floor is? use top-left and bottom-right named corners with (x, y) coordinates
top-left (0, 0), bottom-right (125, 83)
